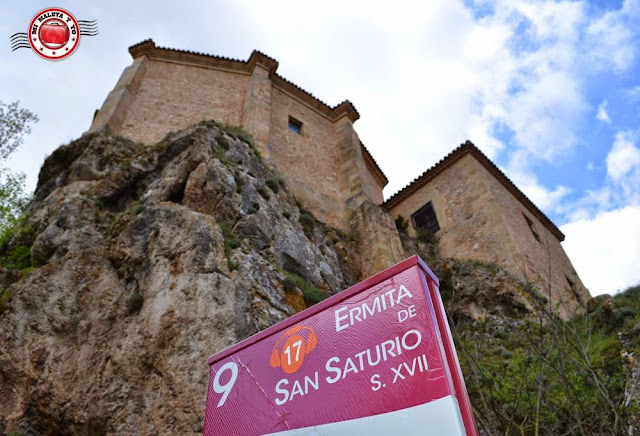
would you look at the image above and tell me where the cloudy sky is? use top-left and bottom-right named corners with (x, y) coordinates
top-left (3, 0), bottom-right (639, 296)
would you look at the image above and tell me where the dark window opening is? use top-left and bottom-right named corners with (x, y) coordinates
top-left (411, 201), bottom-right (440, 235)
top-left (524, 214), bottom-right (541, 243)
top-left (288, 116), bottom-right (302, 135)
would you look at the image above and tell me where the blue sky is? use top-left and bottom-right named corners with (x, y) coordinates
top-left (2, 0), bottom-right (639, 295)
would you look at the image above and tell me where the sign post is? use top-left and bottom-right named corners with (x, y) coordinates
top-left (203, 255), bottom-right (478, 435)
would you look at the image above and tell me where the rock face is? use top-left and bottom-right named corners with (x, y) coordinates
top-left (0, 123), bottom-right (357, 435)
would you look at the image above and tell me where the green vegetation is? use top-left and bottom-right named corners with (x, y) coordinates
top-left (298, 211), bottom-right (315, 237)
top-left (470, 259), bottom-right (500, 274)
top-left (0, 213), bottom-right (38, 314)
top-left (265, 177), bottom-right (280, 194)
top-left (0, 100), bottom-right (38, 235)
top-left (234, 172), bottom-right (244, 194)
top-left (395, 215), bottom-right (409, 234)
top-left (219, 222), bottom-right (240, 271)
top-left (0, 289), bottom-right (13, 315)
top-left (281, 269), bottom-right (326, 307)
top-left (199, 120), bottom-right (263, 159)
top-left (132, 203), bottom-right (145, 215)
top-left (109, 201), bottom-right (145, 234)
top-left (214, 144), bottom-right (232, 165)
top-left (0, 213), bottom-right (35, 271)
top-left (415, 227), bottom-right (436, 244)
top-left (257, 186), bottom-right (270, 200)
top-left (220, 123), bottom-right (254, 146)
top-left (448, 283), bottom-right (640, 435)
top-left (125, 291), bottom-right (144, 315)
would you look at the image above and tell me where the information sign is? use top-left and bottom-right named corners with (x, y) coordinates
top-left (203, 256), bottom-right (478, 435)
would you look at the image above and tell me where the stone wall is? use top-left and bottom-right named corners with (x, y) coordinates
top-left (389, 155), bottom-right (520, 270)
top-left (118, 59), bottom-right (250, 144)
top-left (388, 153), bottom-right (588, 317)
top-left (88, 41), bottom-right (588, 300)
top-left (89, 41), bottom-right (387, 234)
top-left (268, 86), bottom-right (344, 227)
top-left (478, 164), bottom-right (590, 316)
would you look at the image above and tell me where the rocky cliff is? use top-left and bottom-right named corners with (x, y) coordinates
top-left (0, 122), bottom-right (638, 435)
top-left (0, 123), bottom-right (360, 434)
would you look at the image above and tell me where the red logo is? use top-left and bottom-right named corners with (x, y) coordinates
top-left (10, 8), bottom-right (98, 60)
top-left (28, 8), bottom-right (79, 60)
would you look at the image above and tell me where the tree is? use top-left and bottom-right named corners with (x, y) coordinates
top-left (0, 100), bottom-right (38, 234)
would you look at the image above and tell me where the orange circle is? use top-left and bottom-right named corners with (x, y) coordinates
top-left (280, 334), bottom-right (306, 374)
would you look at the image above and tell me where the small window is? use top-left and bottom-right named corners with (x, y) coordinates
top-left (524, 214), bottom-right (541, 243)
top-left (288, 116), bottom-right (302, 135)
top-left (411, 201), bottom-right (440, 235)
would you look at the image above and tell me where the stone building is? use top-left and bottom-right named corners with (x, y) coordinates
top-left (384, 142), bottom-right (590, 317)
top-left (90, 39), bottom-right (589, 314)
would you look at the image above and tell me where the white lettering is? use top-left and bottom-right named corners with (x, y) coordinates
top-left (275, 379), bottom-right (289, 405)
top-left (333, 286), bottom-right (417, 332)
top-left (371, 374), bottom-right (382, 391)
top-left (325, 357), bottom-right (341, 384)
top-left (335, 307), bottom-right (349, 332)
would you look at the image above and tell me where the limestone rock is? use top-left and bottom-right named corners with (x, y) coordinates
top-left (0, 123), bottom-right (355, 435)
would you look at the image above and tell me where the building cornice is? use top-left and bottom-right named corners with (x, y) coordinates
top-left (128, 40), bottom-right (360, 123)
top-left (383, 141), bottom-right (565, 241)
top-left (361, 141), bottom-right (388, 188)
top-left (127, 39), bottom-right (387, 187)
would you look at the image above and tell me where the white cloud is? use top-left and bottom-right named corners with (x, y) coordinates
top-left (562, 206), bottom-right (640, 295)
top-left (596, 100), bottom-right (611, 123)
top-left (585, 8), bottom-right (636, 73)
top-left (561, 131), bottom-right (640, 223)
top-left (606, 131), bottom-right (640, 181)
top-left (629, 86), bottom-right (640, 100)
top-left (623, 0), bottom-right (640, 18)
top-left (502, 157), bottom-right (571, 213)
top-left (460, 0), bottom-right (590, 168)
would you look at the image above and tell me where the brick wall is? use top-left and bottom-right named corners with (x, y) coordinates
top-left (118, 59), bottom-right (250, 144)
top-left (268, 86), bottom-right (344, 226)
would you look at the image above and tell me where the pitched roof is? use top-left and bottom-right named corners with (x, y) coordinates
top-left (383, 141), bottom-right (565, 241)
top-left (127, 39), bottom-right (387, 186)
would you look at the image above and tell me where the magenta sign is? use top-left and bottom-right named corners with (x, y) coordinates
top-left (203, 256), bottom-right (478, 435)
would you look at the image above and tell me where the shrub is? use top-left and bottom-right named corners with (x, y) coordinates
top-left (126, 292), bottom-right (144, 315)
top-left (0, 289), bottom-right (13, 315)
top-left (220, 123), bottom-right (257, 154)
top-left (0, 214), bottom-right (35, 271)
top-left (299, 212), bottom-right (315, 236)
top-left (395, 216), bottom-right (409, 234)
top-left (216, 134), bottom-right (230, 150)
top-left (2, 245), bottom-right (31, 269)
top-left (234, 172), bottom-right (244, 194)
top-left (220, 222), bottom-right (241, 270)
top-left (281, 270), bottom-right (326, 307)
top-left (416, 228), bottom-right (435, 244)
top-left (265, 177), bottom-right (280, 194)
top-left (257, 186), bottom-right (270, 200)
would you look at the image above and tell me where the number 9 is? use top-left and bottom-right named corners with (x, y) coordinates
top-left (213, 361), bottom-right (238, 408)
